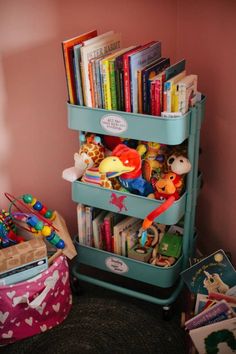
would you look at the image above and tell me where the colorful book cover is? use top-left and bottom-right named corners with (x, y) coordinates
top-left (61, 29), bottom-right (98, 104)
top-left (142, 57), bottom-right (170, 114)
top-left (189, 317), bottom-right (236, 354)
top-left (181, 249), bottom-right (236, 295)
top-left (129, 41), bottom-right (162, 113)
top-left (80, 32), bottom-right (122, 107)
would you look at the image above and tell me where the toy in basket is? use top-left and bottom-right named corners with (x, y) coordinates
top-left (0, 254), bottom-right (72, 345)
top-left (0, 193), bottom-right (77, 344)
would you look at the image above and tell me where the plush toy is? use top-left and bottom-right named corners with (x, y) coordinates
top-left (62, 141), bottom-right (105, 182)
top-left (141, 153), bottom-right (192, 230)
top-left (137, 142), bottom-right (166, 181)
top-left (99, 144), bottom-right (154, 197)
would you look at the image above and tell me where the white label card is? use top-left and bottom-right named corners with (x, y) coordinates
top-left (105, 257), bottom-right (129, 274)
top-left (100, 114), bottom-right (128, 134)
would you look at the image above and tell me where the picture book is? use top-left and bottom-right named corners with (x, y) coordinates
top-left (99, 48), bottom-right (130, 110)
top-left (85, 205), bottom-right (96, 246)
top-left (107, 47), bottom-right (136, 110)
top-left (77, 203), bottom-right (86, 244)
top-left (92, 210), bottom-right (108, 249)
top-left (94, 55), bottom-right (106, 108)
top-left (149, 72), bottom-right (165, 116)
top-left (121, 219), bottom-right (142, 257)
top-left (163, 70), bottom-right (186, 112)
top-left (123, 45), bottom-right (143, 112)
top-left (181, 249), bottom-right (236, 295)
top-left (189, 317), bottom-right (236, 354)
top-left (114, 46), bottom-right (139, 111)
top-left (185, 300), bottom-right (235, 331)
top-left (62, 29), bottom-right (98, 104)
top-left (129, 41), bottom-right (162, 113)
top-left (113, 216), bottom-right (139, 255)
top-left (176, 74), bottom-right (198, 114)
top-left (142, 57), bottom-right (170, 114)
top-left (164, 58), bottom-right (186, 81)
top-left (80, 32), bottom-right (122, 107)
top-left (103, 211), bottom-right (115, 252)
top-left (194, 293), bottom-right (236, 316)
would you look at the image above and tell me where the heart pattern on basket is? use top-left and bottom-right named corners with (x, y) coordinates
top-left (0, 256), bottom-right (72, 344)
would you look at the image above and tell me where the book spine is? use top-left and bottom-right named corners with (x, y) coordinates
top-left (99, 60), bottom-right (106, 109)
top-left (104, 59), bottom-right (112, 110)
top-left (67, 47), bottom-right (77, 104)
top-left (142, 72), bottom-right (149, 114)
top-left (104, 217), bottom-right (112, 252)
top-left (123, 54), bottom-right (132, 112)
top-left (73, 44), bottom-right (84, 106)
top-left (91, 59), bottom-right (98, 108)
top-left (150, 82), bottom-right (156, 116)
top-left (109, 59), bottom-right (117, 110)
top-left (95, 59), bottom-right (103, 108)
top-left (114, 56), bottom-right (122, 111)
top-left (137, 70), bottom-right (143, 113)
top-left (85, 206), bottom-right (93, 246)
top-left (154, 80), bottom-right (161, 116)
top-left (88, 61), bottom-right (95, 108)
top-left (121, 231), bottom-right (127, 257)
top-left (77, 204), bottom-right (86, 245)
top-left (185, 301), bottom-right (231, 330)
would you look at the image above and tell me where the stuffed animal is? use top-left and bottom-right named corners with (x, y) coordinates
top-left (98, 144), bottom-right (154, 197)
top-left (137, 142), bottom-right (166, 182)
top-left (62, 141), bottom-right (105, 182)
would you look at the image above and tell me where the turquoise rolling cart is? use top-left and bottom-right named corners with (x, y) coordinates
top-left (68, 96), bottom-right (206, 314)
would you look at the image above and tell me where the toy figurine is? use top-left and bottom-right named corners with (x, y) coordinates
top-left (137, 142), bottom-right (166, 181)
top-left (99, 144), bottom-right (154, 197)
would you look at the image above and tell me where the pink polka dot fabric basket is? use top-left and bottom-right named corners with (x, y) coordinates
top-left (0, 255), bottom-right (72, 345)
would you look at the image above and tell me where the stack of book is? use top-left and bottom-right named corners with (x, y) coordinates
top-left (62, 30), bottom-right (200, 116)
top-left (76, 203), bottom-right (141, 257)
top-left (181, 250), bottom-right (236, 354)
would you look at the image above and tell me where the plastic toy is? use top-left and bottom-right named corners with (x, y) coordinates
top-left (99, 144), bottom-right (154, 197)
top-left (5, 193), bottom-right (65, 250)
top-left (22, 194), bottom-right (56, 220)
top-left (137, 142), bottom-right (166, 181)
top-left (0, 210), bottom-right (24, 247)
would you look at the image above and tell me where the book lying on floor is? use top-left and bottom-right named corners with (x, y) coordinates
top-left (181, 249), bottom-right (236, 295)
top-left (189, 317), bottom-right (236, 354)
top-left (185, 299), bottom-right (235, 331)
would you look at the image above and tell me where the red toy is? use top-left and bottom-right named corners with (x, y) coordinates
top-left (99, 144), bottom-right (154, 197)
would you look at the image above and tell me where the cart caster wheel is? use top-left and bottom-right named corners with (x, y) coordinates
top-left (162, 305), bottom-right (173, 320)
top-left (70, 276), bottom-right (82, 296)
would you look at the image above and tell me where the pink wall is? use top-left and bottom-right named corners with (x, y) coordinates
top-left (176, 0), bottom-right (236, 265)
top-left (0, 0), bottom-right (235, 264)
top-left (0, 0), bottom-right (177, 236)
